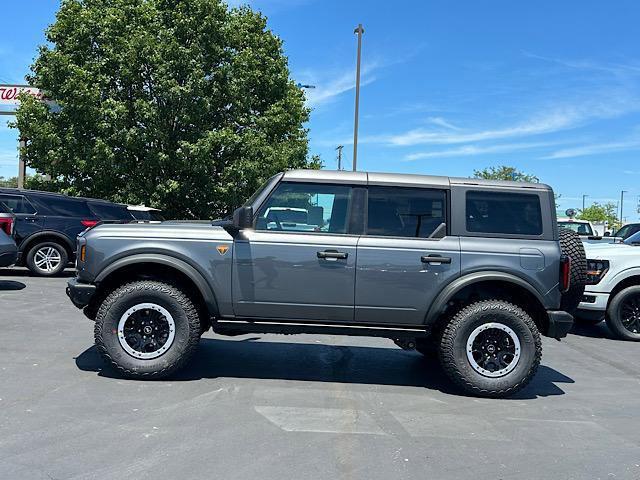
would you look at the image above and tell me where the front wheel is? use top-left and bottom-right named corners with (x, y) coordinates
top-left (439, 300), bottom-right (542, 398)
top-left (605, 286), bottom-right (640, 341)
top-left (94, 280), bottom-right (202, 378)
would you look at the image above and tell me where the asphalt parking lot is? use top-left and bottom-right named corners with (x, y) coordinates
top-left (1, 269), bottom-right (639, 480)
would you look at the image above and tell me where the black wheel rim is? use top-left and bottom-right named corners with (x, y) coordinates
top-left (467, 322), bottom-right (521, 378)
top-left (620, 294), bottom-right (640, 334)
top-left (117, 303), bottom-right (176, 359)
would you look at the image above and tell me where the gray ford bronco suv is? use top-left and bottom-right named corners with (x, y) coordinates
top-left (67, 170), bottom-right (585, 397)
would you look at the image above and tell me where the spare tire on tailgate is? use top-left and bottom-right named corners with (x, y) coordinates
top-left (559, 228), bottom-right (587, 313)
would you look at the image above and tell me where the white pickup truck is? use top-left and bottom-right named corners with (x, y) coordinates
top-left (577, 231), bottom-right (640, 341)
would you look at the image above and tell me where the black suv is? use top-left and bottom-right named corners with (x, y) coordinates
top-left (0, 188), bottom-right (133, 276)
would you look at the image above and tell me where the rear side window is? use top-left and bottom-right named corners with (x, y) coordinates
top-left (367, 186), bottom-right (447, 238)
top-left (466, 191), bottom-right (542, 236)
top-left (89, 202), bottom-right (132, 220)
top-left (0, 194), bottom-right (36, 214)
top-left (37, 196), bottom-right (92, 217)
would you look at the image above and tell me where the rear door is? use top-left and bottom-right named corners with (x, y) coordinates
top-left (355, 185), bottom-right (461, 325)
top-left (30, 195), bottom-right (93, 246)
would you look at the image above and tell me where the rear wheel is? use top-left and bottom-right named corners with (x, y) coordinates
top-left (26, 241), bottom-right (68, 276)
top-left (558, 228), bottom-right (587, 313)
top-left (94, 280), bottom-right (201, 378)
top-left (605, 286), bottom-right (640, 341)
top-left (439, 300), bottom-right (541, 398)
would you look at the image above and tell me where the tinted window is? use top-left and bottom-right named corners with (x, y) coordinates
top-left (255, 182), bottom-right (352, 234)
top-left (367, 187), bottom-right (447, 238)
top-left (466, 191), bottom-right (542, 235)
top-left (615, 224), bottom-right (640, 239)
top-left (37, 196), bottom-right (92, 217)
top-left (89, 202), bottom-right (132, 220)
top-left (0, 194), bottom-right (36, 214)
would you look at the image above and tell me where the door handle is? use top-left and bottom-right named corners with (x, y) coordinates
top-left (421, 254), bottom-right (452, 264)
top-left (317, 250), bottom-right (348, 260)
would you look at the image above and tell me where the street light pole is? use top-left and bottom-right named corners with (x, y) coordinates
top-left (352, 24), bottom-right (364, 172)
top-left (620, 190), bottom-right (628, 226)
top-left (582, 194), bottom-right (589, 211)
top-left (335, 145), bottom-right (344, 170)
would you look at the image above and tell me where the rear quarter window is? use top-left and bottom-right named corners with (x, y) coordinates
top-left (466, 191), bottom-right (543, 236)
top-left (89, 202), bottom-right (132, 220)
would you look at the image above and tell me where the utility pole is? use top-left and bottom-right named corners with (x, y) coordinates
top-left (352, 24), bottom-right (364, 172)
top-left (620, 190), bottom-right (627, 226)
top-left (582, 194), bottom-right (589, 211)
top-left (335, 145), bottom-right (344, 170)
top-left (18, 138), bottom-right (26, 189)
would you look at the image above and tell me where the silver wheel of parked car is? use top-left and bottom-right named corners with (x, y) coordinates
top-left (117, 303), bottom-right (176, 360)
top-left (466, 322), bottom-right (521, 378)
top-left (33, 246), bottom-right (62, 273)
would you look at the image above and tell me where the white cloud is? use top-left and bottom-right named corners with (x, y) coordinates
top-left (543, 139), bottom-right (640, 159)
top-left (425, 116), bottom-right (461, 131)
top-left (302, 62), bottom-right (379, 108)
top-left (405, 141), bottom-right (554, 161)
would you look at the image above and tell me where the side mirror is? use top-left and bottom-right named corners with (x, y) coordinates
top-left (233, 206), bottom-right (253, 229)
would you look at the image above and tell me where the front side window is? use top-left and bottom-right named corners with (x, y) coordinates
top-left (367, 186), bottom-right (447, 238)
top-left (466, 191), bottom-right (542, 235)
top-left (0, 194), bottom-right (36, 214)
top-left (255, 182), bottom-right (352, 234)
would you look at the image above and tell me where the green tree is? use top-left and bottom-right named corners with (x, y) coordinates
top-left (578, 202), bottom-right (620, 229)
top-left (473, 166), bottom-right (539, 183)
top-left (13, 0), bottom-right (319, 219)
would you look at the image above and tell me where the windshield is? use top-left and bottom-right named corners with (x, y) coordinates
top-left (242, 174), bottom-right (281, 208)
top-left (614, 224), bottom-right (640, 239)
top-left (624, 231), bottom-right (640, 245)
top-left (558, 221), bottom-right (593, 236)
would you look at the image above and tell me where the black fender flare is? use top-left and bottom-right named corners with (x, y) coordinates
top-left (424, 271), bottom-right (548, 326)
top-left (19, 231), bottom-right (75, 255)
top-left (95, 253), bottom-right (220, 316)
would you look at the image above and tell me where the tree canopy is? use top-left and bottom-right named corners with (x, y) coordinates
top-left (14, 0), bottom-right (320, 219)
top-left (578, 202), bottom-right (619, 229)
top-left (473, 166), bottom-right (539, 183)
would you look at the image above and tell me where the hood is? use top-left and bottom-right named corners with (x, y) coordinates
top-left (583, 242), bottom-right (639, 260)
top-left (82, 221), bottom-right (233, 242)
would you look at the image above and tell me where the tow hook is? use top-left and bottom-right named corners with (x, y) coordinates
top-left (394, 338), bottom-right (417, 350)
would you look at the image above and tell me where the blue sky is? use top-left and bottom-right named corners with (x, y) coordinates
top-left (1, 0), bottom-right (639, 220)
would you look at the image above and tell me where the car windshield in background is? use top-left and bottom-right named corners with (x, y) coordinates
top-left (624, 231), bottom-right (640, 245)
top-left (558, 221), bottom-right (594, 236)
top-left (614, 223), bottom-right (640, 240)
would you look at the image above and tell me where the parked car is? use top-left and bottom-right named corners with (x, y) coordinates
top-left (67, 170), bottom-right (585, 398)
top-left (558, 218), bottom-right (598, 236)
top-left (0, 201), bottom-right (17, 267)
top-left (0, 188), bottom-right (133, 276)
top-left (611, 223), bottom-right (640, 240)
top-left (576, 231), bottom-right (640, 341)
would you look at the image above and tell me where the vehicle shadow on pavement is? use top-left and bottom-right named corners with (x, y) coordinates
top-left (570, 322), bottom-right (615, 340)
top-left (75, 337), bottom-right (574, 399)
top-left (0, 279), bottom-right (26, 291)
top-left (0, 267), bottom-right (75, 278)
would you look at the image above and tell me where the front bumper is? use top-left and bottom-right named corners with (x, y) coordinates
top-left (578, 291), bottom-right (609, 311)
top-left (546, 310), bottom-right (574, 339)
top-left (66, 277), bottom-right (96, 309)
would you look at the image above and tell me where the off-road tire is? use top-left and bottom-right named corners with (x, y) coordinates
top-left (94, 280), bottom-right (201, 378)
top-left (439, 300), bottom-right (542, 398)
top-left (605, 286), bottom-right (640, 341)
top-left (25, 241), bottom-right (68, 277)
top-left (559, 228), bottom-right (587, 313)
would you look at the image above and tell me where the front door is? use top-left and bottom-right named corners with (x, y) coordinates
top-left (232, 181), bottom-right (358, 322)
top-left (355, 185), bottom-right (461, 325)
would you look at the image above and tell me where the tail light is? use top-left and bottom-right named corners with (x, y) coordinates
top-left (0, 217), bottom-right (14, 236)
top-left (81, 219), bottom-right (99, 228)
top-left (560, 255), bottom-right (571, 292)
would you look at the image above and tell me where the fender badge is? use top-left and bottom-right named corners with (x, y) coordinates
top-left (216, 244), bottom-right (230, 255)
